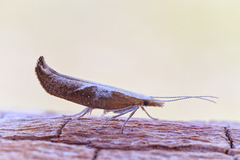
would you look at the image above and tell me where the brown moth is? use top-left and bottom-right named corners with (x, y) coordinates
top-left (35, 56), bottom-right (217, 133)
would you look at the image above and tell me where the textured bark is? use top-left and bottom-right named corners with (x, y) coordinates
top-left (0, 112), bottom-right (239, 160)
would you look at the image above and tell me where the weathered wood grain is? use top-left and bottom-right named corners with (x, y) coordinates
top-left (96, 150), bottom-right (232, 160)
top-left (0, 139), bottom-right (95, 160)
top-left (0, 112), bottom-right (71, 140)
top-left (52, 117), bottom-right (230, 153)
top-left (226, 128), bottom-right (240, 155)
top-left (0, 111), bottom-right (239, 159)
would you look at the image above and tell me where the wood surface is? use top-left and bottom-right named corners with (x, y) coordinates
top-left (0, 111), bottom-right (240, 160)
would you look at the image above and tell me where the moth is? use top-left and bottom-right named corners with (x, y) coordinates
top-left (35, 56), bottom-right (217, 133)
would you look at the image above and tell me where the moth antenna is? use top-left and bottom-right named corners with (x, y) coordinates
top-left (152, 96), bottom-right (218, 103)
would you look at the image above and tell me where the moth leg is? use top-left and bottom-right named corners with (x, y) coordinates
top-left (63, 107), bottom-right (92, 120)
top-left (101, 110), bottom-right (109, 117)
top-left (96, 106), bottom-right (139, 132)
top-left (141, 106), bottom-right (158, 120)
top-left (120, 107), bottom-right (138, 133)
top-left (73, 107), bottom-right (93, 120)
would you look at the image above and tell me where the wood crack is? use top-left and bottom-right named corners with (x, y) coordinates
top-left (92, 149), bottom-right (100, 160)
top-left (224, 126), bottom-right (234, 155)
top-left (225, 127), bottom-right (233, 149)
top-left (56, 117), bottom-right (72, 138)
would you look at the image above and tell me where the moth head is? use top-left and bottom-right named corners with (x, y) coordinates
top-left (142, 99), bottom-right (164, 107)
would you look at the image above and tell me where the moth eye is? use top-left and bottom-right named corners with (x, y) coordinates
top-left (143, 100), bottom-right (149, 106)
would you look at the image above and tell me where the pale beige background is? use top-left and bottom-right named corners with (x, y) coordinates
top-left (0, 1), bottom-right (239, 121)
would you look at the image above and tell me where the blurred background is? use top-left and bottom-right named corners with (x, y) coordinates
top-left (0, 1), bottom-right (239, 121)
